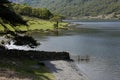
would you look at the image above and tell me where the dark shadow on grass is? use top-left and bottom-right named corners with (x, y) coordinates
top-left (0, 58), bottom-right (54, 80)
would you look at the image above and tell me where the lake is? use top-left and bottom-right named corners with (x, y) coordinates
top-left (7, 21), bottom-right (120, 80)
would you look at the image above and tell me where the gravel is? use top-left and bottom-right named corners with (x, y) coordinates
top-left (44, 60), bottom-right (89, 80)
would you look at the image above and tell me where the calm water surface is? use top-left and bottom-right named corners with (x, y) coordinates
top-left (7, 21), bottom-right (120, 80)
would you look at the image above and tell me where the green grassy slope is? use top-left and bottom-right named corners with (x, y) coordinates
top-left (0, 16), bottom-right (68, 32)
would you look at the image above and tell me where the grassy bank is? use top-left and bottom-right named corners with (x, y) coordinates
top-left (0, 16), bottom-right (68, 32)
top-left (0, 58), bottom-right (54, 80)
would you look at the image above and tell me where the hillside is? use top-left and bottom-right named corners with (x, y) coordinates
top-left (10, 0), bottom-right (120, 18)
top-left (0, 1), bottom-right (67, 33)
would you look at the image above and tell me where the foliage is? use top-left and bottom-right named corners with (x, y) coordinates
top-left (0, 1), bottom-right (67, 32)
top-left (0, 16), bottom-right (68, 32)
top-left (0, 0), bottom-right (26, 26)
top-left (50, 16), bottom-right (62, 22)
top-left (26, 17), bottom-right (68, 31)
top-left (12, 3), bottom-right (53, 19)
top-left (14, 35), bottom-right (39, 48)
top-left (0, 0), bottom-right (10, 3)
top-left (10, 0), bottom-right (120, 17)
top-left (50, 15), bottom-right (63, 29)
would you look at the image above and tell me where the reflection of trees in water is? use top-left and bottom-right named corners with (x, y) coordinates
top-left (54, 30), bottom-right (59, 36)
top-left (70, 55), bottom-right (90, 63)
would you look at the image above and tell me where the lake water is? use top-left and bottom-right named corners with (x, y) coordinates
top-left (7, 21), bottom-right (120, 80)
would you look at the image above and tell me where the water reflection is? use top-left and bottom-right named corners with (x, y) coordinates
top-left (70, 55), bottom-right (90, 63)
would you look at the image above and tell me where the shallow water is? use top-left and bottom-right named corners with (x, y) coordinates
top-left (6, 21), bottom-right (120, 80)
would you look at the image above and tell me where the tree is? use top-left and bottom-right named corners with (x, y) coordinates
top-left (0, 0), bottom-right (39, 48)
top-left (0, 0), bottom-right (26, 26)
top-left (50, 16), bottom-right (62, 29)
top-left (12, 3), bottom-right (53, 19)
top-left (0, 0), bottom-right (10, 3)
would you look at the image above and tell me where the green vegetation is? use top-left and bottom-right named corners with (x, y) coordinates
top-left (0, 1), bottom-right (68, 33)
top-left (0, 59), bottom-right (54, 80)
top-left (0, 24), bottom-right (4, 32)
top-left (0, 1), bottom-right (68, 80)
top-left (0, 0), bottom-right (27, 34)
top-left (0, 0), bottom-right (26, 26)
top-left (12, 3), bottom-right (53, 19)
top-left (10, 0), bottom-right (120, 18)
top-left (26, 17), bottom-right (68, 31)
top-left (0, 1), bottom-right (67, 79)
top-left (25, 16), bottom-right (68, 31)
top-left (0, 16), bottom-right (68, 32)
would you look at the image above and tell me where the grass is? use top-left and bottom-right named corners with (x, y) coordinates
top-left (0, 24), bottom-right (4, 32)
top-left (0, 16), bottom-right (68, 32)
top-left (0, 24), bottom-right (15, 32)
top-left (26, 17), bottom-right (68, 31)
top-left (28, 19), bottom-right (55, 30)
top-left (0, 59), bottom-right (55, 80)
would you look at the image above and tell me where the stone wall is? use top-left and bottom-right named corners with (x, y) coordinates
top-left (0, 49), bottom-right (70, 60)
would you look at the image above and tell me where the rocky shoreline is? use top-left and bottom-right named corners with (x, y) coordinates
top-left (0, 49), bottom-right (70, 60)
top-left (0, 30), bottom-right (88, 80)
top-left (0, 48), bottom-right (89, 80)
top-left (44, 60), bottom-right (88, 80)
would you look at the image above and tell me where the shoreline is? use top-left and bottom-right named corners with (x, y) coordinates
top-left (0, 49), bottom-right (88, 80)
top-left (44, 60), bottom-right (88, 80)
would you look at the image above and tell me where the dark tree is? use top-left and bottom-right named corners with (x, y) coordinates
top-left (0, 0), bottom-right (10, 3)
top-left (0, 0), bottom-right (27, 26)
top-left (0, 0), bottom-right (39, 48)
